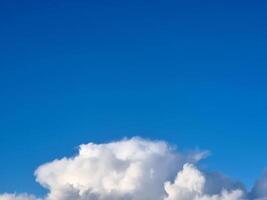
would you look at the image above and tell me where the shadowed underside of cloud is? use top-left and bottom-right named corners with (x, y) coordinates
top-left (0, 137), bottom-right (266, 200)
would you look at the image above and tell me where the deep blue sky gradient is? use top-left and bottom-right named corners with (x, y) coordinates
top-left (1, 0), bottom-right (267, 195)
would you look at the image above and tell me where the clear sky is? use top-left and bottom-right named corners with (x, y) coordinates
top-left (0, 0), bottom-right (267, 196)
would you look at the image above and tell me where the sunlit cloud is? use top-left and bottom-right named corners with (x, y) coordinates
top-left (1, 137), bottom-right (267, 200)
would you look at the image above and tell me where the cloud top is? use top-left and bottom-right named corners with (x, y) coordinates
top-left (0, 137), bottom-right (266, 200)
top-left (164, 164), bottom-right (244, 200)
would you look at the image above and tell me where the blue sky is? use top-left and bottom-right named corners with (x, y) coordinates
top-left (0, 0), bottom-right (267, 196)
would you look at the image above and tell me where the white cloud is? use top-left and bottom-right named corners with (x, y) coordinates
top-left (164, 164), bottom-right (244, 200)
top-left (0, 193), bottom-right (39, 200)
top-left (0, 137), bottom-right (266, 200)
top-left (35, 137), bottom-right (204, 200)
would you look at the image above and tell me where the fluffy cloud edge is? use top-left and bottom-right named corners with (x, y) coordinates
top-left (1, 137), bottom-right (266, 200)
top-left (0, 193), bottom-right (40, 200)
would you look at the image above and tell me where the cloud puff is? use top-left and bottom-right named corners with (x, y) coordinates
top-left (164, 164), bottom-right (244, 200)
top-left (0, 137), bottom-right (266, 200)
top-left (35, 137), bottom-right (206, 200)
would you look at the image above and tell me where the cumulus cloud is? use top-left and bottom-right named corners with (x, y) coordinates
top-left (164, 164), bottom-right (244, 200)
top-left (35, 137), bottom-right (205, 200)
top-left (0, 137), bottom-right (266, 200)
